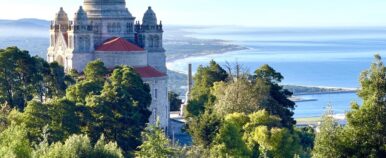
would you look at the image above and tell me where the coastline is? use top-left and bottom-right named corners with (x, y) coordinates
top-left (166, 42), bottom-right (248, 63)
top-left (166, 37), bottom-right (359, 98)
top-left (296, 114), bottom-right (347, 126)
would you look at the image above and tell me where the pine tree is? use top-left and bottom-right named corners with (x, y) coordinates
top-left (136, 120), bottom-right (179, 158)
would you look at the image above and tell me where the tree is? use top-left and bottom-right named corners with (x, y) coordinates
top-left (211, 79), bottom-right (269, 116)
top-left (34, 134), bottom-right (123, 158)
top-left (243, 110), bottom-right (298, 158)
top-left (188, 110), bottom-right (222, 147)
top-left (47, 98), bottom-right (81, 143)
top-left (169, 91), bottom-right (182, 111)
top-left (7, 99), bottom-right (81, 144)
top-left (66, 79), bottom-right (104, 104)
top-left (42, 62), bottom-right (67, 100)
top-left (210, 113), bottom-right (250, 158)
top-left (66, 60), bottom-right (107, 104)
top-left (295, 126), bottom-right (315, 157)
top-left (84, 59), bottom-right (108, 81)
top-left (186, 60), bottom-right (228, 117)
top-left (210, 111), bottom-right (301, 158)
top-left (253, 64), bottom-right (296, 128)
top-left (0, 47), bottom-right (67, 109)
top-left (33, 57), bottom-right (67, 102)
top-left (86, 66), bottom-right (151, 154)
top-left (340, 54), bottom-right (386, 157)
top-left (136, 120), bottom-right (180, 158)
top-left (20, 101), bottom-right (50, 143)
top-left (252, 126), bottom-right (300, 158)
top-left (0, 124), bottom-right (32, 158)
top-left (0, 104), bottom-right (11, 133)
top-left (0, 47), bottom-right (40, 110)
top-left (312, 107), bottom-right (344, 158)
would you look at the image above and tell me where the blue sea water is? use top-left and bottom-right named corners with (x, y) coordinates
top-left (166, 27), bottom-right (386, 118)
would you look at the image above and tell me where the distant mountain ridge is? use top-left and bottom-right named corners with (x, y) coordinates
top-left (0, 18), bottom-right (49, 28)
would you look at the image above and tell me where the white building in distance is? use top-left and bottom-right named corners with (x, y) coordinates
top-left (47, 0), bottom-right (169, 128)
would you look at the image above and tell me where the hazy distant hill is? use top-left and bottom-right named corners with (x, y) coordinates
top-left (0, 18), bottom-right (49, 28)
top-left (0, 19), bottom-right (49, 58)
top-left (0, 18), bottom-right (49, 38)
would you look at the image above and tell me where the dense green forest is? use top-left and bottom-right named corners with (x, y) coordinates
top-left (0, 47), bottom-right (385, 157)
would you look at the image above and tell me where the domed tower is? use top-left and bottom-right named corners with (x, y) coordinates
top-left (54, 7), bottom-right (69, 32)
top-left (48, 7), bottom-right (70, 68)
top-left (83, 0), bottom-right (136, 46)
top-left (69, 6), bottom-right (94, 53)
top-left (66, 6), bottom-right (95, 71)
top-left (142, 7), bottom-right (157, 26)
top-left (49, 7), bottom-right (69, 49)
top-left (136, 7), bottom-right (166, 73)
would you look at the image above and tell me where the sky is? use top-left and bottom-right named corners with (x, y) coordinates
top-left (1, 0), bottom-right (386, 27)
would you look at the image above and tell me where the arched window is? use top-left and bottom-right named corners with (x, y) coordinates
top-left (139, 35), bottom-right (144, 47)
top-left (107, 23), bottom-right (111, 32)
top-left (84, 36), bottom-right (90, 51)
top-left (117, 23), bottom-right (121, 33)
top-left (79, 37), bottom-right (84, 51)
top-left (154, 36), bottom-right (159, 47)
top-left (148, 36), bottom-right (154, 47)
top-left (112, 23), bottom-right (117, 33)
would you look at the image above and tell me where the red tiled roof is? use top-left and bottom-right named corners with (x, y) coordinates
top-left (96, 37), bottom-right (144, 52)
top-left (134, 66), bottom-right (166, 78)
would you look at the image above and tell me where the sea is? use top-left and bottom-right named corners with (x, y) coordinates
top-left (166, 27), bottom-right (386, 118)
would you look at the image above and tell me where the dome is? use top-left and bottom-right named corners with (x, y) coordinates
top-left (83, 0), bottom-right (132, 18)
top-left (74, 6), bottom-right (88, 23)
top-left (142, 6), bottom-right (157, 26)
top-left (54, 7), bottom-right (69, 25)
top-left (83, 0), bottom-right (125, 5)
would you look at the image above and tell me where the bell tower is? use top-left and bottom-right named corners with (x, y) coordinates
top-left (135, 7), bottom-right (166, 73)
top-left (48, 7), bottom-right (69, 68)
top-left (66, 6), bottom-right (95, 71)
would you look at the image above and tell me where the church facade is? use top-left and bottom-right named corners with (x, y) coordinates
top-left (47, 0), bottom-right (169, 128)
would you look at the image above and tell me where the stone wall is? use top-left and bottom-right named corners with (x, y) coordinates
top-left (147, 52), bottom-right (167, 73)
top-left (144, 77), bottom-right (169, 129)
top-left (95, 51), bottom-right (147, 68)
top-left (70, 53), bottom-right (95, 72)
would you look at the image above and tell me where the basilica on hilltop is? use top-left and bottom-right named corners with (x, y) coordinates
top-left (47, 0), bottom-right (169, 128)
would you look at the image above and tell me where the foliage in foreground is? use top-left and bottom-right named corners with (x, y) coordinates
top-left (1, 46), bottom-right (386, 157)
top-left (136, 120), bottom-right (183, 158)
top-left (313, 55), bottom-right (386, 157)
top-left (184, 61), bottom-right (306, 157)
top-left (210, 111), bottom-right (301, 158)
top-left (169, 91), bottom-right (183, 111)
top-left (0, 124), bottom-right (123, 158)
top-left (33, 134), bottom-right (123, 158)
top-left (0, 47), bottom-right (152, 157)
top-left (0, 47), bottom-right (68, 110)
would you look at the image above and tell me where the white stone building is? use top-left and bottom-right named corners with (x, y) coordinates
top-left (47, 0), bottom-right (169, 128)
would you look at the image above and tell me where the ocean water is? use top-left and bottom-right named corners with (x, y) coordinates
top-left (166, 27), bottom-right (386, 118)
